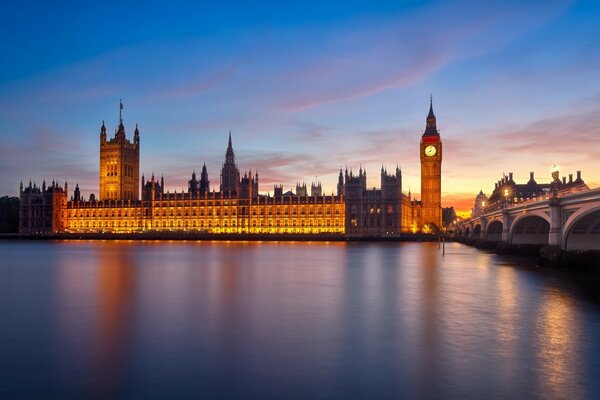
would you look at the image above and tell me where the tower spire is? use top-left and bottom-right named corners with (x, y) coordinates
top-left (119, 99), bottom-right (123, 125)
top-left (424, 95), bottom-right (438, 136)
top-left (225, 130), bottom-right (235, 164)
top-left (428, 95), bottom-right (435, 119)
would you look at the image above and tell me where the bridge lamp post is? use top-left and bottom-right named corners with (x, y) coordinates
top-left (504, 189), bottom-right (510, 206)
top-left (551, 164), bottom-right (560, 196)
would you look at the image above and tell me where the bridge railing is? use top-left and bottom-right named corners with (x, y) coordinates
top-left (483, 195), bottom-right (552, 214)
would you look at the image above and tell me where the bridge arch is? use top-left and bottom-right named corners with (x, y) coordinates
top-left (486, 220), bottom-right (503, 242)
top-left (472, 224), bottom-right (481, 238)
top-left (510, 213), bottom-right (550, 245)
top-left (465, 226), bottom-right (471, 238)
top-left (562, 206), bottom-right (600, 251)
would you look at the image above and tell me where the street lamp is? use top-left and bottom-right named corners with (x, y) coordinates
top-left (504, 188), bottom-right (510, 205)
top-left (551, 164), bottom-right (560, 195)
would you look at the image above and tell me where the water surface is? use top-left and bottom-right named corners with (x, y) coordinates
top-left (1, 241), bottom-right (599, 399)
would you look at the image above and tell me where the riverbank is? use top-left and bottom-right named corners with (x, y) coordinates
top-left (454, 237), bottom-right (600, 269)
top-left (0, 232), bottom-right (442, 242)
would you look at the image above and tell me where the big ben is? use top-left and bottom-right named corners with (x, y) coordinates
top-left (420, 97), bottom-right (442, 231)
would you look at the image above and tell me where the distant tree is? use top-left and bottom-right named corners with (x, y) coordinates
top-left (0, 196), bottom-right (20, 233)
top-left (442, 206), bottom-right (457, 228)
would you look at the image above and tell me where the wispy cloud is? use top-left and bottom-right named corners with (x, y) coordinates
top-left (155, 60), bottom-right (244, 99)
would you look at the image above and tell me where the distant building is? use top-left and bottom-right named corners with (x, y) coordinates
top-left (471, 190), bottom-right (488, 219)
top-left (483, 170), bottom-right (588, 211)
top-left (0, 196), bottom-right (20, 233)
top-left (19, 180), bottom-right (68, 234)
top-left (442, 207), bottom-right (457, 228)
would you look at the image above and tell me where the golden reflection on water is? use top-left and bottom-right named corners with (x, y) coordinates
top-left (494, 266), bottom-right (519, 390)
top-left (94, 246), bottom-right (134, 395)
top-left (44, 241), bottom-right (597, 398)
top-left (536, 288), bottom-right (585, 399)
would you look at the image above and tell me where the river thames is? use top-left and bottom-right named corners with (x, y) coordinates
top-left (0, 241), bottom-right (599, 399)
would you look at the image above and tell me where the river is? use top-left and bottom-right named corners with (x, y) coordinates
top-left (0, 241), bottom-right (599, 399)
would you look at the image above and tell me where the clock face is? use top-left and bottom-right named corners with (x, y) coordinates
top-left (425, 145), bottom-right (437, 157)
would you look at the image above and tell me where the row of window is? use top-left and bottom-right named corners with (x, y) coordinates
top-left (68, 206), bottom-right (344, 218)
top-left (105, 163), bottom-right (135, 177)
top-left (69, 218), bottom-right (344, 229)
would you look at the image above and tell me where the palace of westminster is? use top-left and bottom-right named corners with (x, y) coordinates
top-left (19, 101), bottom-right (444, 237)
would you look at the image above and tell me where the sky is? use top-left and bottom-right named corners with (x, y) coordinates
top-left (1, 0), bottom-right (599, 212)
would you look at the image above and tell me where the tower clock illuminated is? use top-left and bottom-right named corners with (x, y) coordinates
top-left (424, 145), bottom-right (437, 157)
top-left (419, 97), bottom-right (443, 231)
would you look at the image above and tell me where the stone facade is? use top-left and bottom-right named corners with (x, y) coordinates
top-left (99, 101), bottom-right (140, 201)
top-left (19, 101), bottom-right (444, 237)
top-left (19, 180), bottom-right (68, 234)
top-left (420, 98), bottom-right (443, 231)
top-left (342, 166), bottom-right (403, 238)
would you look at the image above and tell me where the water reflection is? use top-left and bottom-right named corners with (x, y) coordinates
top-left (93, 246), bottom-right (135, 397)
top-left (417, 243), bottom-right (442, 398)
top-left (536, 288), bottom-right (585, 399)
top-left (55, 243), bottom-right (135, 398)
top-left (0, 241), bottom-right (598, 399)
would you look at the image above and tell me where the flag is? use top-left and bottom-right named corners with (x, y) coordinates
top-left (120, 101), bottom-right (123, 110)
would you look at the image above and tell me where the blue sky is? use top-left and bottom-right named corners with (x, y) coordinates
top-left (1, 0), bottom-right (599, 210)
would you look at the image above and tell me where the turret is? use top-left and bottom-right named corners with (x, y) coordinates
top-left (74, 183), bottom-right (81, 202)
top-left (310, 181), bottom-right (322, 196)
top-left (100, 120), bottom-right (107, 144)
top-left (274, 184), bottom-right (283, 197)
top-left (253, 171), bottom-right (259, 198)
top-left (116, 100), bottom-right (126, 141)
top-left (189, 170), bottom-right (199, 196)
top-left (200, 163), bottom-right (210, 195)
top-left (134, 123), bottom-right (140, 146)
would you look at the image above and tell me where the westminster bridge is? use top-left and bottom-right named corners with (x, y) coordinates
top-left (454, 187), bottom-right (600, 251)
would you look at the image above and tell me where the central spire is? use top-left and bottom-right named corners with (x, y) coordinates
top-left (225, 130), bottom-right (235, 164)
top-left (423, 95), bottom-right (439, 137)
top-left (119, 99), bottom-right (124, 125)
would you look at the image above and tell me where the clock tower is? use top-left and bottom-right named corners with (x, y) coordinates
top-left (420, 97), bottom-right (442, 231)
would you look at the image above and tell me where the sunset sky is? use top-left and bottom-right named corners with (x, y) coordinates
top-left (1, 0), bottom-right (599, 211)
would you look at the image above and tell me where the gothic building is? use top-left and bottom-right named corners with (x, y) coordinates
top-left (19, 180), bottom-right (68, 234)
top-left (420, 97), bottom-right (443, 231)
top-left (19, 100), bottom-right (450, 237)
top-left (99, 101), bottom-right (140, 201)
top-left (342, 165), bottom-right (403, 238)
